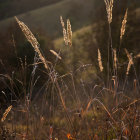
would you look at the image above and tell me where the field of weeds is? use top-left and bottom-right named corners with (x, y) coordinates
top-left (0, 0), bottom-right (140, 140)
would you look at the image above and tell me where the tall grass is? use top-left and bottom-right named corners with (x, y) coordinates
top-left (0, 1), bottom-right (140, 140)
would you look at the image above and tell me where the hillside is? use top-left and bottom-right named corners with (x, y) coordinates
top-left (0, 0), bottom-right (140, 38)
top-left (0, 0), bottom-right (62, 20)
top-left (0, 0), bottom-right (95, 38)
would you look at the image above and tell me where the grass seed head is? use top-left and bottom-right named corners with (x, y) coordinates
top-left (60, 16), bottom-right (68, 46)
top-left (60, 16), bottom-right (72, 47)
top-left (67, 19), bottom-right (72, 46)
top-left (15, 17), bottom-right (49, 70)
top-left (1, 105), bottom-right (12, 122)
top-left (104, 0), bottom-right (114, 24)
top-left (120, 9), bottom-right (128, 40)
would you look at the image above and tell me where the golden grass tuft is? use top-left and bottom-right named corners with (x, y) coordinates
top-left (120, 9), bottom-right (128, 40)
top-left (1, 105), bottom-right (12, 122)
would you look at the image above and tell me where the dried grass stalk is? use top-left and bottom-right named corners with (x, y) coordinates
top-left (98, 49), bottom-right (103, 72)
top-left (113, 49), bottom-right (117, 69)
top-left (104, 0), bottom-right (114, 24)
top-left (50, 50), bottom-right (62, 60)
top-left (15, 17), bottom-right (48, 69)
top-left (126, 60), bottom-right (133, 75)
top-left (125, 48), bottom-right (133, 75)
top-left (1, 105), bottom-right (12, 122)
top-left (120, 9), bottom-right (128, 40)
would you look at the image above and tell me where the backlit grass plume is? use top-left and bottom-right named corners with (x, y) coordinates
top-left (104, 0), bottom-right (114, 24)
top-left (60, 16), bottom-right (72, 47)
top-left (15, 17), bottom-right (49, 69)
top-left (60, 16), bottom-right (68, 46)
top-left (67, 19), bottom-right (72, 46)
top-left (120, 9), bottom-right (128, 40)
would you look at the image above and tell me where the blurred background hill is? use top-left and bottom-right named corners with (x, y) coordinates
top-left (0, 0), bottom-right (140, 37)
top-left (0, 0), bottom-right (62, 20)
top-left (0, 0), bottom-right (96, 37)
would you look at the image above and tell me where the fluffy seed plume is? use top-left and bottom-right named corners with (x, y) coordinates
top-left (98, 49), bottom-right (103, 72)
top-left (125, 48), bottom-right (133, 75)
top-left (1, 105), bottom-right (12, 122)
top-left (15, 17), bottom-right (48, 69)
top-left (60, 16), bottom-right (72, 46)
top-left (67, 19), bottom-right (72, 46)
top-left (113, 49), bottom-right (117, 69)
top-left (104, 0), bottom-right (114, 24)
top-left (120, 9), bottom-right (128, 40)
top-left (50, 50), bottom-right (62, 60)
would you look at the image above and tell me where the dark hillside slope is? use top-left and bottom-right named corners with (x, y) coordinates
top-left (0, 0), bottom-right (140, 38)
top-left (0, 0), bottom-right (95, 37)
top-left (0, 0), bottom-right (62, 20)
